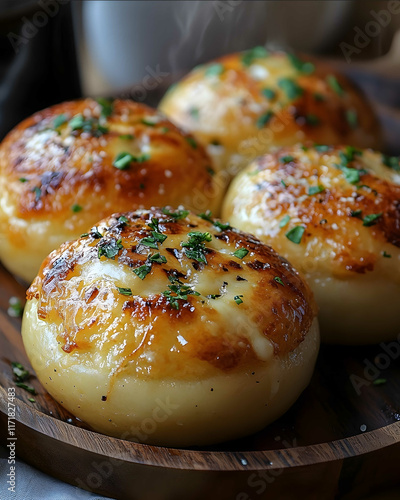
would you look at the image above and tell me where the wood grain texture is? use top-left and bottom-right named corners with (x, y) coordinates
top-left (1, 261), bottom-right (400, 499)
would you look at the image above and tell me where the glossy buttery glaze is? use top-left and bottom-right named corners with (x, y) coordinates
top-left (0, 99), bottom-right (222, 282)
top-left (22, 208), bottom-right (319, 446)
top-left (223, 145), bottom-right (400, 344)
top-left (160, 48), bottom-right (381, 187)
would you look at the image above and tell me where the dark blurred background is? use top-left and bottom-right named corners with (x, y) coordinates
top-left (0, 1), bottom-right (400, 150)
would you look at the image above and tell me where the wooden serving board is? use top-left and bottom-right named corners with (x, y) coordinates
top-left (1, 261), bottom-right (400, 500)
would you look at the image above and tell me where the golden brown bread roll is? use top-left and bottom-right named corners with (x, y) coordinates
top-left (222, 144), bottom-right (400, 344)
top-left (0, 99), bottom-right (222, 282)
top-left (160, 48), bottom-right (382, 187)
top-left (22, 208), bottom-right (319, 446)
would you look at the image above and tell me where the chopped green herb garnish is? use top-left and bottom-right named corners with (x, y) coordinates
top-left (382, 155), bottom-right (400, 171)
top-left (314, 144), bottom-right (330, 153)
top-left (68, 114), bottom-right (84, 130)
top-left (281, 180), bottom-right (287, 188)
top-left (278, 78), bottom-right (303, 100)
top-left (148, 217), bottom-right (161, 233)
top-left (98, 238), bottom-right (123, 259)
top-left (327, 74), bottom-right (344, 96)
top-left (214, 220), bottom-right (231, 231)
top-left (181, 231), bottom-right (212, 264)
top-left (346, 109), bottom-right (358, 129)
top-left (133, 264), bottom-right (152, 280)
top-left (185, 136), bottom-right (197, 149)
top-left (308, 185), bottom-right (325, 196)
top-left (207, 166), bottom-right (215, 176)
top-left (11, 362), bottom-right (30, 382)
top-left (32, 186), bottom-right (41, 202)
top-left (117, 287), bottom-right (132, 296)
top-left (198, 210), bottom-right (231, 231)
top-left (162, 207), bottom-right (189, 220)
top-left (19, 177), bottom-right (28, 183)
top-left (373, 378), bottom-right (387, 386)
top-left (285, 226), bottom-right (305, 244)
top-left (90, 228), bottom-right (103, 239)
top-left (119, 134), bottom-right (134, 140)
top-left (188, 107), bottom-right (200, 120)
top-left (139, 219), bottom-right (167, 249)
top-left (350, 209), bottom-right (363, 218)
top-left (234, 295), bottom-right (244, 305)
top-left (152, 231), bottom-right (168, 244)
top-left (205, 63), bottom-right (225, 77)
top-left (279, 215), bottom-right (291, 228)
top-left (305, 114), bottom-right (320, 126)
top-left (16, 382), bottom-right (36, 395)
top-left (262, 88), bottom-right (276, 100)
top-left (141, 117), bottom-right (158, 127)
top-left (53, 114), bottom-right (68, 129)
top-left (341, 146), bottom-right (362, 163)
top-left (118, 215), bottom-right (129, 225)
top-left (313, 93), bottom-right (325, 102)
top-left (145, 232), bottom-right (167, 247)
top-left (342, 166), bottom-right (364, 185)
top-left (161, 127), bottom-right (170, 134)
top-left (363, 213), bottom-right (382, 227)
top-left (280, 155), bottom-right (295, 164)
top-left (71, 204), bottom-right (83, 213)
top-left (8, 297), bottom-right (24, 318)
top-left (233, 248), bottom-right (249, 259)
top-left (163, 283), bottom-right (200, 310)
top-left (148, 253), bottom-right (167, 264)
top-left (96, 98), bottom-right (114, 118)
top-left (139, 236), bottom-right (159, 249)
top-left (383, 251), bottom-right (392, 258)
top-left (241, 46), bottom-right (268, 66)
top-left (68, 114), bottom-right (108, 136)
top-left (133, 251), bottom-right (167, 280)
top-left (256, 111), bottom-right (274, 129)
top-left (113, 152), bottom-right (134, 170)
top-left (274, 276), bottom-right (285, 286)
top-left (287, 53), bottom-right (315, 74)
top-left (28, 398), bottom-right (36, 403)
top-left (207, 294), bottom-right (221, 299)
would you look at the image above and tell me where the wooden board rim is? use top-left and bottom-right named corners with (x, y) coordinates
top-left (1, 385), bottom-right (400, 472)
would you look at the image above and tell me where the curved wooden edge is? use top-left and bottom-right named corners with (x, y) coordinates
top-left (1, 385), bottom-right (400, 472)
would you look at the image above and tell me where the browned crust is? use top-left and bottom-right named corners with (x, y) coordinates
top-left (0, 99), bottom-right (217, 226)
top-left (160, 50), bottom-right (382, 155)
top-left (240, 145), bottom-right (400, 274)
top-left (27, 209), bottom-right (317, 376)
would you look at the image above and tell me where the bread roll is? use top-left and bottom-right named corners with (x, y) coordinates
top-left (22, 207), bottom-right (319, 446)
top-left (160, 48), bottom-right (382, 187)
top-left (223, 144), bottom-right (400, 344)
top-left (0, 99), bottom-right (221, 282)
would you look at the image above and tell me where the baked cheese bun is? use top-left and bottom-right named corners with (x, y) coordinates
top-left (0, 99), bottom-right (222, 283)
top-left (222, 145), bottom-right (400, 344)
top-left (22, 207), bottom-right (319, 447)
top-left (159, 48), bottom-right (382, 187)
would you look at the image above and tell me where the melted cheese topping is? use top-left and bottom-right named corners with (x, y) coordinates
top-left (160, 50), bottom-right (381, 185)
top-left (0, 99), bottom-right (222, 282)
top-left (223, 145), bottom-right (400, 344)
top-left (22, 209), bottom-right (319, 445)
